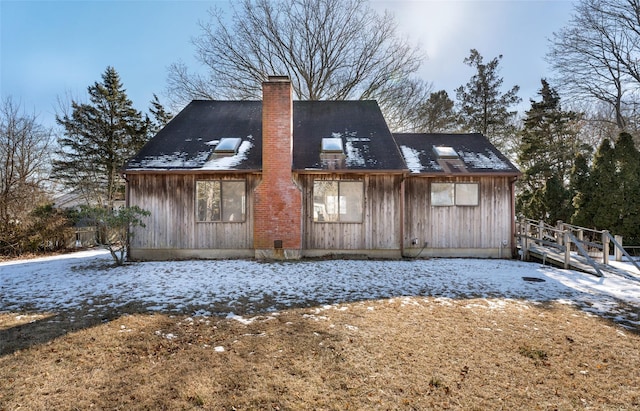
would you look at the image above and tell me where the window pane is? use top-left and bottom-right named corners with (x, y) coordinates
top-left (313, 181), bottom-right (339, 221)
top-left (222, 181), bottom-right (246, 221)
top-left (431, 183), bottom-right (454, 206)
top-left (215, 137), bottom-right (242, 153)
top-left (339, 181), bottom-right (363, 222)
top-left (455, 183), bottom-right (478, 206)
top-left (196, 181), bottom-right (221, 221)
top-left (321, 137), bottom-right (344, 153)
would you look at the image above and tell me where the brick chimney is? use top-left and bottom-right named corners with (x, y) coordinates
top-left (253, 76), bottom-right (302, 259)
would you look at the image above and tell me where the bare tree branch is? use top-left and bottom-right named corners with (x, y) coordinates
top-left (548, 0), bottom-right (640, 131)
top-left (165, 0), bottom-right (427, 130)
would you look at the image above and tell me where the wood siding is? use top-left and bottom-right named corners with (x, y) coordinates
top-left (297, 174), bottom-right (402, 253)
top-left (127, 173), bottom-right (257, 251)
top-left (404, 176), bottom-right (514, 253)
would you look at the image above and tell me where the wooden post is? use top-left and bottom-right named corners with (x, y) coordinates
top-left (577, 229), bottom-right (583, 242)
top-left (556, 221), bottom-right (564, 246)
top-left (564, 231), bottom-right (571, 269)
top-left (602, 230), bottom-right (609, 265)
top-left (538, 220), bottom-right (544, 244)
top-left (615, 235), bottom-right (623, 262)
top-left (523, 220), bottom-right (530, 261)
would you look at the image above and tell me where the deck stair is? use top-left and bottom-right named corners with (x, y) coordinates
top-left (516, 218), bottom-right (640, 279)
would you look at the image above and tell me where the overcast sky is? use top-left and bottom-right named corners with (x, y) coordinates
top-left (1, 0), bottom-right (575, 129)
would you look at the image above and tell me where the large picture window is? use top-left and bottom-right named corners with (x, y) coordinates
top-left (313, 180), bottom-right (363, 222)
top-left (196, 180), bottom-right (246, 222)
top-left (431, 182), bottom-right (478, 206)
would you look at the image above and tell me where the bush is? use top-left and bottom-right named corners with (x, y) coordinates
top-left (80, 205), bottom-right (150, 265)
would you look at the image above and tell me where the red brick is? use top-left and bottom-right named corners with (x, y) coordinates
top-left (253, 77), bottom-right (302, 252)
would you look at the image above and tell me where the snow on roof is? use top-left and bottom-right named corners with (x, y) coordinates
top-left (130, 151), bottom-right (211, 169)
top-left (459, 150), bottom-right (514, 171)
top-left (393, 133), bottom-right (519, 175)
top-left (202, 140), bottom-right (254, 170)
top-left (400, 145), bottom-right (424, 174)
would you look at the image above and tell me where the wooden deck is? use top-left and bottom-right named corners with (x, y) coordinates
top-left (517, 219), bottom-right (640, 280)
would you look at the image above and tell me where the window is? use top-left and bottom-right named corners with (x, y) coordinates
top-left (431, 183), bottom-right (454, 206)
top-left (455, 183), bottom-right (479, 206)
top-left (196, 180), bottom-right (246, 222)
top-left (433, 145), bottom-right (458, 159)
top-left (320, 137), bottom-right (346, 169)
top-left (431, 182), bottom-right (478, 206)
top-left (321, 137), bottom-right (344, 153)
top-left (214, 138), bottom-right (242, 154)
top-left (313, 180), bottom-right (363, 222)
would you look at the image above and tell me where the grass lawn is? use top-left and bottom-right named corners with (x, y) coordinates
top-left (2, 297), bottom-right (639, 410)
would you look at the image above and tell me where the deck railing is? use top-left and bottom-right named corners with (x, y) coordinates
top-left (516, 218), bottom-right (640, 276)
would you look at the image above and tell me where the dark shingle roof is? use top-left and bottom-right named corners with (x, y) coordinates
top-left (125, 101), bottom-right (519, 176)
top-left (292, 101), bottom-right (406, 171)
top-left (393, 133), bottom-right (520, 175)
top-left (126, 100), bottom-right (406, 172)
top-left (127, 100), bottom-right (263, 170)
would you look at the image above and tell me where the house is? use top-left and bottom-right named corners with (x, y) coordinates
top-left (124, 76), bottom-right (520, 260)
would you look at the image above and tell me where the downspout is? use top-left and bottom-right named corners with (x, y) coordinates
top-left (122, 172), bottom-right (131, 260)
top-left (400, 173), bottom-right (405, 257)
top-left (510, 176), bottom-right (517, 258)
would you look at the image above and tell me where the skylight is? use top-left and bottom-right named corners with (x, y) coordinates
top-left (321, 137), bottom-right (344, 153)
top-left (433, 146), bottom-right (458, 159)
top-left (214, 138), bottom-right (242, 154)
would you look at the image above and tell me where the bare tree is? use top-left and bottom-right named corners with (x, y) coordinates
top-left (548, 0), bottom-right (640, 132)
top-left (0, 97), bottom-right (52, 254)
top-left (166, 0), bottom-right (428, 130)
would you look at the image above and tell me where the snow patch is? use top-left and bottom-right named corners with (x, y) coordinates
top-left (459, 150), bottom-right (512, 170)
top-left (400, 145), bottom-right (424, 173)
top-left (201, 140), bottom-right (253, 170)
top-left (2, 249), bottom-right (640, 329)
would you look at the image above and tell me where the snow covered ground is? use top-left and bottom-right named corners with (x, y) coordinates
top-left (1, 249), bottom-right (639, 329)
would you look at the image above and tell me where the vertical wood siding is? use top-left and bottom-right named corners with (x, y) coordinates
top-left (297, 174), bottom-right (402, 250)
top-left (127, 173), bottom-right (256, 250)
top-left (404, 176), bottom-right (513, 250)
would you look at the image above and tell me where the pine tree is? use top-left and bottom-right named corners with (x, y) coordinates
top-left (148, 93), bottom-right (173, 136)
top-left (569, 153), bottom-right (592, 227)
top-left (53, 67), bottom-right (148, 208)
top-left (516, 79), bottom-right (586, 221)
top-left (584, 139), bottom-right (618, 230)
top-left (416, 90), bottom-right (458, 133)
top-left (455, 49), bottom-right (521, 153)
top-left (613, 132), bottom-right (640, 243)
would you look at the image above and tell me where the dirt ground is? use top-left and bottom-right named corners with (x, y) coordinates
top-left (1, 297), bottom-right (639, 410)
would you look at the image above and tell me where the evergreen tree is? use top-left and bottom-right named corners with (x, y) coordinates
top-left (613, 132), bottom-right (640, 243)
top-left (416, 90), bottom-right (458, 133)
top-left (583, 139), bottom-right (618, 230)
top-left (53, 67), bottom-right (148, 208)
top-left (544, 175), bottom-right (572, 223)
top-left (148, 93), bottom-right (173, 136)
top-left (516, 79), bottom-right (586, 221)
top-left (568, 153), bottom-right (592, 227)
top-left (455, 49), bottom-right (521, 153)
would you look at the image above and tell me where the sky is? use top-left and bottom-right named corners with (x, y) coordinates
top-left (1, 0), bottom-right (576, 130)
